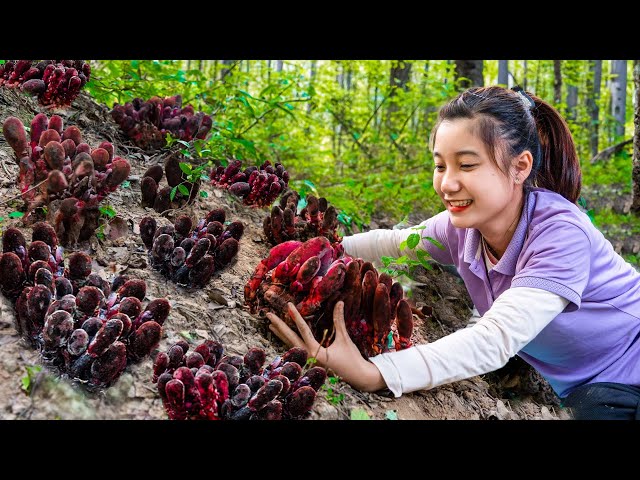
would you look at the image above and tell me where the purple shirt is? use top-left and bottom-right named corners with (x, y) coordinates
top-left (422, 187), bottom-right (640, 398)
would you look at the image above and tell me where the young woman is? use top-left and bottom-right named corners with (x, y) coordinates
top-left (266, 86), bottom-right (640, 420)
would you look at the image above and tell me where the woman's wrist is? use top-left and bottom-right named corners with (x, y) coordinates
top-left (358, 360), bottom-right (387, 392)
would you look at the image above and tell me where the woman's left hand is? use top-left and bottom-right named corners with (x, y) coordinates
top-left (266, 301), bottom-right (386, 392)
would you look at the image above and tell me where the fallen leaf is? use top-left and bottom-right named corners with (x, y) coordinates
top-left (105, 216), bottom-right (129, 240)
top-left (350, 408), bottom-right (371, 420)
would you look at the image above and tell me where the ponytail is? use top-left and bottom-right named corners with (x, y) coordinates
top-left (529, 95), bottom-right (582, 203)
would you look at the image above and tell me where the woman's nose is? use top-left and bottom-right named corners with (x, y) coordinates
top-left (439, 169), bottom-right (461, 193)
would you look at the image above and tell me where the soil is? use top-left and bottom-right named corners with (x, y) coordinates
top-left (0, 88), bottom-right (572, 420)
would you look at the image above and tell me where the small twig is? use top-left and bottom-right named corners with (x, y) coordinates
top-left (0, 178), bottom-right (48, 207)
top-left (0, 157), bottom-right (11, 178)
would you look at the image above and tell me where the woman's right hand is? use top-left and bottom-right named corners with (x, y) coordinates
top-left (266, 301), bottom-right (387, 392)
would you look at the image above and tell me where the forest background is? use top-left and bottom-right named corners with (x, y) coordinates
top-left (84, 59), bottom-right (640, 268)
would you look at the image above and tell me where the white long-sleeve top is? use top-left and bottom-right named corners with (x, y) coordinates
top-left (341, 226), bottom-right (569, 397)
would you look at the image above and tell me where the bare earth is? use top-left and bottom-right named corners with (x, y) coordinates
top-left (0, 88), bottom-right (571, 420)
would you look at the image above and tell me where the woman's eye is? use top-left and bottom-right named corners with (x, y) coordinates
top-left (461, 164), bottom-right (477, 169)
top-left (434, 165), bottom-right (445, 171)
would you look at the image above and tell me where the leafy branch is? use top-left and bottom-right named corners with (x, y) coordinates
top-left (379, 225), bottom-right (445, 279)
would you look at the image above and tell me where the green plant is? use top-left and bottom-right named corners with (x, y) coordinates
top-left (321, 374), bottom-right (345, 405)
top-left (379, 225), bottom-right (445, 279)
top-left (96, 204), bottom-right (117, 240)
top-left (21, 365), bottom-right (43, 396)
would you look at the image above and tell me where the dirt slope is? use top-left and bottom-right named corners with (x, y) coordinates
top-left (0, 88), bottom-right (570, 420)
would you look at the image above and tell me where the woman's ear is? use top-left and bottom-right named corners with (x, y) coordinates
top-left (513, 150), bottom-right (534, 182)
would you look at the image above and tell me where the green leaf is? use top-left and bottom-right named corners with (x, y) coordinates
top-left (380, 256), bottom-right (395, 267)
top-left (120, 180), bottom-right (130, 188)
top-left (406, 233), bottom-right (421, 249)
top-left (425, 236), bottom-right (445, 250)
top-left (350, 408), bottom-right (371, 420)
top-left (395, 255), bottom-right (410, 264)
top-left (178, 184), bottom-right (190, 196)
top-left (0, 217), bottom-right (4, 222)
top-left (179, 330), bottom-right (193, 341)
top-left (130, 60), bottom-right (139, 69)
top-left (21, 365), bottom-right (42, 395)
top-left (303, 180), bottom-right (318, 196)
top-left (179, 162), bottom-right (192, 175)
top-left (99, 205), bottom-right (116, 218)
top-left (170, 186), bottom-right (178, 201)
top-left (399, 240), bottom-right (407, 251)
top-left (199, 190), bottom-right (209, 198)
top-left (8, 211), bottom-right (24, 218)
top-left (385, 410), bottom-right (398, 420)
top-left (337, 212), bottom-right (351, 225)
top-left (416, 249), bottom-right (432, 266)
top-left (177, 140), bottom-right (191, 148)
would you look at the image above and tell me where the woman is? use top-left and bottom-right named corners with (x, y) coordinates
top-left (267, 86), bottom-right (640, 420)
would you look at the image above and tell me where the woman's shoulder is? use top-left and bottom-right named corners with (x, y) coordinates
top-left (527, 188), bottom-right (594, 234)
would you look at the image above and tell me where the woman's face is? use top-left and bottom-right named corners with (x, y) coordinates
top-left (432, 118), bottom-right (519, 233)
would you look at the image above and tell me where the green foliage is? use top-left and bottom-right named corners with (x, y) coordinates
top-left (83, 60), bottom-right (637, 236)
top-left (98, 205), bottom-right (117, 218)
top-left (379, 225), bottom-right (445, 279)
top-left (321, 374), bottom-right (345, 405)
top-left (21, 365), bottom-right (43, 395)
top-left (96, 204), bottom-right (117, 240)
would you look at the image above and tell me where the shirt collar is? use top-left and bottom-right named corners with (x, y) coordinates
top-left (462, 190), bottom-right (536, 276)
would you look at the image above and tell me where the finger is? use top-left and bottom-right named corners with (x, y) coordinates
top-left (287, 302), bottom-right (318, 347)
top-left (267, 315), bottom-right (305, 349)
top-left (332, 301), bottom-right (350, 340)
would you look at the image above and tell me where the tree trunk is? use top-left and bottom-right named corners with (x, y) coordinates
top-left (454, 60), bottom-right (484, 90)
top-left (553, 60), bottom-right (562, 104)
top-left (498, 60), bottom-right (509, 86)
top-left (523, 60), bottom-right (528, 91)
top-left (611, 60), bottom-right (628, 138)
top-left (276, 61), bottom-right (284, 72)
top-left (632, 60), bottom-right (640, 213)
top-left (587, 60), bottom-right (602, 157)
top-left (566, 85), bottom-right (578, 121)
top-left (387, 60), bottom-right (412, 126)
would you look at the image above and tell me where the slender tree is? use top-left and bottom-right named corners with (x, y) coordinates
top-left (387, 60), bottom-right (412, 126)
top-left (587, 60), bottom-right (603, 157)
top-left (454, 60), bottom-right (484, 90)
top-left (610, 60), bottom-right (628, 138)
top-left (498, 60), bottom-right (509, 86)
top-left (553, 60), bottom-right (562, 104)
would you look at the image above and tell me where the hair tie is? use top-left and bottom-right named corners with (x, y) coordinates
top-left (512, 85), bottom-right (535, 110)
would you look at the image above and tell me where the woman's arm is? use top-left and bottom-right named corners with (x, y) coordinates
top-left (371, 286), bottom-right (569, 396)
top-left (267, 287), bottom-right (569, 396)
top-left (341, 226), bottom-right (427, 266)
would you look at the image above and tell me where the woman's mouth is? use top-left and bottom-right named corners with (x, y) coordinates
top-left (447, 199), bottom-right (472, 212)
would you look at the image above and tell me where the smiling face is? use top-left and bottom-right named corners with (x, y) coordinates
top-left (432, 118), bottom-right (524, 242)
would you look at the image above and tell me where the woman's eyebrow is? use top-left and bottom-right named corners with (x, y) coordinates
top-left (433, 150), bottom-right (480, 158)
